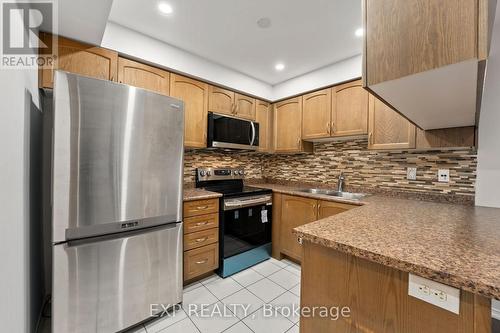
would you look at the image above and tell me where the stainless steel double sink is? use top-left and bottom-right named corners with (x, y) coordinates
top-left (297, 188), bottom-right (367, 201)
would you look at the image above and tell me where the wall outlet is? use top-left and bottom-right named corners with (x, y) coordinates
top-left (407, 167), bottom-right (417, 180)
top-left (408, 274), bottom-right (460, 314)
top-left (438, 169), bottom-right (450, 183)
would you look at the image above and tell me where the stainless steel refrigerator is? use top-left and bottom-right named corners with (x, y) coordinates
top-left (48, 71), bottom-right (184, 332)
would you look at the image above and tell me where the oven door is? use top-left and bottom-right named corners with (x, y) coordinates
top-left (222, 196), bottom-right (272, 259)
top-left (207, 112), bottom-right (259, 150)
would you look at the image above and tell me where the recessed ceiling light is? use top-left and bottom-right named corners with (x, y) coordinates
top-left (257, 17), bottom-right (272, 29)
top-left (158, 2), bottom-right (173, 15)
top-left (275, 63), bottom-right (285, 71)
top-left (355, 28), bottom-right (364, 37)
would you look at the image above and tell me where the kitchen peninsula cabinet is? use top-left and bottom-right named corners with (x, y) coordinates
top-left (275, 194), bottom-right (357, 262)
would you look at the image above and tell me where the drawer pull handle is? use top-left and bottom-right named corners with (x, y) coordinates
top-left (195, 221), bottom-right (209, 226)
top-left (195, 237), bottom-right (208, 243)
top-left (196, 259), bottom-right (208, 265)
top-left (196, 205), bottom-right (209, 210)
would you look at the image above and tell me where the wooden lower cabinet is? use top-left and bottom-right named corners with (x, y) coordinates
top-left (301, 242), bottom-right (491, 333)
top-left (277, 194), bottom-right (357, 262)
top-left (184, 198), bottom-right (219, 217)
top-left (317, 200), bottom-right (355, 219)
top-left (280, 195), bottom-right (318, 261)
top-left (183, 199), bottom-right (220, 282)
top-left (184, 243), bottom-right (219, 281)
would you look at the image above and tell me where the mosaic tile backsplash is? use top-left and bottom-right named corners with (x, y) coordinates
top-left (184, 138), bottom-right (477, 199)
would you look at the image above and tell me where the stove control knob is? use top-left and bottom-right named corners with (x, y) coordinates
top-left (233, 170), bottom-right (238, 175)
top-left (239, 170), bottom-right (244, 175)
top-left (206, 171), bottom-right (212, 176)
top-left (199, 170), bottom-right (206, 177)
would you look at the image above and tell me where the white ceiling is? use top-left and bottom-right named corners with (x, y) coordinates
top-left (108, 0), bottom-right (363, 85)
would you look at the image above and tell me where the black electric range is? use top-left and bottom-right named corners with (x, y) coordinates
top-left (195, 168), bottom-right (272, 277)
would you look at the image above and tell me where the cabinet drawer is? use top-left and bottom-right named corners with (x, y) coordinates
top-left (184, 228), bottom-right (219, 251)
top-left (183, 199), bottom-right (219, 217)
top-left (184, 243), bottom-right (219, 281)
top-left (184, 213), bottom-right (219, 234)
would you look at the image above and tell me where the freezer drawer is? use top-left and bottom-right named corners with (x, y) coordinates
top-left (52, 223), bottom-right (182, 333)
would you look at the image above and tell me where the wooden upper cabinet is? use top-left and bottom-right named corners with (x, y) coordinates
top-left (117, 57), bottom-right (170, 95)
top-left (208, 86), bottom-right (235, 116)
top-left (280, 195), bottom-right (318, 261)
top-left (363, 0), bottom-right (495, 130)
top-left (274, 97), bottom-right (312, 153)
top-left (416, 127), bottom-right (475, 149)
top-left (302, 88), bottom-right (332, 140)
top-left (317, 200), bottom-right (356, 220)
top-left (332, 80), bottom-right (368, 137)
top-left (39, 32), bottom-right (118, 88)
top-left (170, 74), bottom-right (209, 148)
top-left (368, 95), bottom-right (416, 150)
top-left (256, 100), bottom-right (272, 152)
top-left (364, 0), bottom-right (479, 86)
top-left (234, 93), bottom-right (256, 120)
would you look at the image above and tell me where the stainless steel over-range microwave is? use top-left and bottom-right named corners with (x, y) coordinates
top-left (207, 112), bottom-right (260, 150)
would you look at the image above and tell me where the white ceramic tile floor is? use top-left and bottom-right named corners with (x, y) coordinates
top-left (138, 258), bottom-right (302, 333)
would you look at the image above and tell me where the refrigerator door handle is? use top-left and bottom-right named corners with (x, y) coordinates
top-left (66, 222), bottom-right (181, 248)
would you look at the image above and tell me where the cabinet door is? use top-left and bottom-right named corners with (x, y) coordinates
top-left (302, 88), bottom-right (332, 139)
top-left (332, 80), bottom-right (368, 137)
top-left (368, 95), bottom-right (416, 149)
top-left (235, 93), bottom-right (256, 120)
top-left (317, 200), bottom-right (356, 219)
top-left (274, 97), bottom-right (304, 153)
top-left (256, 100), bottom-right (271, 152)
top-left (39, 33), bottom-right (118, 88)
top-left (208, 86), bottom-right (235, 115)
top-left (170, 74), bottom-right (209, 148)
top-left (280, 195), bottom-right (317, 261)
top-left (117, 58), bottom-right (170, 95)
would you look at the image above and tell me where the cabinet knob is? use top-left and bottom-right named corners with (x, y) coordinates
top-left (297, 237), bottom-right (303, 245)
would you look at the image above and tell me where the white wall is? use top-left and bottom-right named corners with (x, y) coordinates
top-left (102, 23), bottom-right (363, 101)
top-left (0, 7), bottom-right (40, 333)
top-left (272, 55), bottom-right (362, 100)
top-left (475, 1), bottom-right (500, 319)
top-left (102, 22), bottom-right (275, 100)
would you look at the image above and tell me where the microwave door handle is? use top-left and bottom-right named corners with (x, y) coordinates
top-left (250, 121), bottom-right (256, 146)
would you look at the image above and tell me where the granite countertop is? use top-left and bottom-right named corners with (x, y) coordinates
top-left (183, 188), bottom-right (222, 201)
top-left (253, 183), bottom-right (500, 300)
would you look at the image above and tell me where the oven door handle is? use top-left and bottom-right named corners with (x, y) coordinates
top-left (224, 196), bottom-right (272, 210)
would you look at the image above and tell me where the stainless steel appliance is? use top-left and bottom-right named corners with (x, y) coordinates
top-left (207, 112), bottom-right (259, 150)
top-left (48, 71), bottom-right (184, 333)
top-left (196, 168), bottom-right (272, 277)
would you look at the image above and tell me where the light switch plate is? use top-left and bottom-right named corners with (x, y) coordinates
top-left (438, 169), bottom-right (450, 183)
top-left (408, 274), bottom-right (460, 314)
top-left (407, 167), bottom-right (417, 180)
